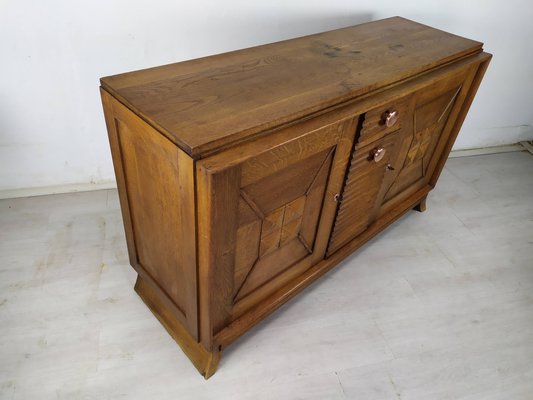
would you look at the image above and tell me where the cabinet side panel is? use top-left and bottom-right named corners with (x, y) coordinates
top-left (100, 89), bottom-right (198, 339)
top-left (101, 88), bottom-right (138, 266)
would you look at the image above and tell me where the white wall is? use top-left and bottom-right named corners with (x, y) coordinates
top-left (1, 0), bottom-right (532, 192)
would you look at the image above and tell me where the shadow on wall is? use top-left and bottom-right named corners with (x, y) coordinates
top-left (178, 13), bottom-right (375, 57)
top-left (253, 12), bottom-right (375, 35)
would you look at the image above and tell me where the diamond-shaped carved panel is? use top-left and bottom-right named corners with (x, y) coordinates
top-left (261, 207), bottom-right (284, 236)
top-left (259, 229), bottom-right (281, 257)
top-left (405, 127), bottom-right (433, 167)
top-left (259, 196), bottom-right (306, 257)
top-left (284, 197), bottom-right (305, 222)
top-left (383, 85), bottom-right (462, 203)
top-left (233, 148), bottom-right (335, 303)
top-left (280, 218), bottom-right (302, 245)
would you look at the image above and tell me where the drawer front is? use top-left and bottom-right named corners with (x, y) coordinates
top-left (357, 96), bottom-right (410, 148)
top-left (327, 130), bottom-right (404, 255)
top-left (197, 112), bottom-right (359, 334)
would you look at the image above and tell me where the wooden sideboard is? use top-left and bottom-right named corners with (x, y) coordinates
top-left (100, 17), bottom-right (491, 378)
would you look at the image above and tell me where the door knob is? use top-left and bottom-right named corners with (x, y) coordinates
top-left (371, 147), bottom-right (386, 162)
top-left (382, 110), bottom-right (399, 127)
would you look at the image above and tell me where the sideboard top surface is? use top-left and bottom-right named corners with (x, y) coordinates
top-left (100, 17), bottom-right (482, 157)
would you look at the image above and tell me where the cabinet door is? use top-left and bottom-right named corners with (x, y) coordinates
top-left (197, 113), bottom-right (358, 335)
top-left (380, 71), bottom-right (467, 205)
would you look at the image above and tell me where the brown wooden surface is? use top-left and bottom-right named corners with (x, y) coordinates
top-left (413, 195), bottom-right (428, 212)
top-left (101, 17), bottom-right (482, 158)
top-left (101, 89), bottom-right (138, 267)
top-left (357, 97), bottom-right (409, 147)
top-left (327, 131), bottom-right (405, 255)
top-left (382, 70), bottom-right (467, 202)
top-left (214, 53), bottom-right (491, 351)
top-left (379, 58), bottom-right (486, 217)
top-left (428, 56), bottom-right (492, 187)
top-left (197, 110), bottom-right (357, 338)
top-left (100, 18), bottom-right (491, 379)
top-left (214, 184), bottom-right (433, 349)
top-left (101, 90), bottom-right (198, 339)
top-left (135, 275), bottom-right (220, 379)
top-left (327, 55), bottom-right (482, 255)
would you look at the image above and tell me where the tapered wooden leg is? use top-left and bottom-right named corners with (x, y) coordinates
top-left (202, 349), bottom-right (222, 379)
top-left (134, 275), bottom-right (221, 379)
top-left (413, 195), bottom-right (428, 212)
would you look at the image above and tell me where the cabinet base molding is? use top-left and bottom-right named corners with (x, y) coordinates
top-left (134, 276), bottom-right (221, 379)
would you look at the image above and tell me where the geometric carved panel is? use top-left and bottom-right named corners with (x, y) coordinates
top-left (260, 196), bottom-right (305, 257)
top-left (405, 86), bottom-right (461, 170)
top-left (232, 147), bottom-right (335, 302)
top-left (405, 126), bottom-right (434, 166)
top-left (383, 85), bottom-right (461, 201)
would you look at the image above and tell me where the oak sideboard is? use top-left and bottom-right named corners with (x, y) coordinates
top-left (100, 17), bottom-right (491, 378)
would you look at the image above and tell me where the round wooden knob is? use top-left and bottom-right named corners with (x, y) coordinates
top-left (382, 110), bottom-right (399, 127)
top-left (371, 147), bottom-right (386, 162)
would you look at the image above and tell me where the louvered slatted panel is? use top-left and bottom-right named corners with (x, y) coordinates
top-left (327, 131), bottom-right (402, 255)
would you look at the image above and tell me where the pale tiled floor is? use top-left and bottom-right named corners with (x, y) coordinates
top-left (1, 152), bottom-right (532, 400)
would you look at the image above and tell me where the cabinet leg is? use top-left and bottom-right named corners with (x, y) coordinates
top-left (134, 275), bottom-right (222, 379)
top-left (202, 349), bottom-right (222, 379)
top-left (413, 195), bottom-right (428, 212)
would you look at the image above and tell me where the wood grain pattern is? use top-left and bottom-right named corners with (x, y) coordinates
top-left (101, 17), bottom-right (482, 158)
top-left (196, 165), bottom-right (242, 340)
top-left (215, 185), bottom-right (434, 349)
top-left (101, 90), bottom-right (198, 339)
top-left (327, 131), bottom-right (404, 255)
top-left (101, 89), bottom-right (138, 266)
top-left (134, 275), bottom-right (221, 379)
top-left (234, 149), bottom-right (334, 302)
top-left (195, 51), bottom-right (490, 174)
top-left (100, 18), bottom-right (491, 379)
top-left (382, 73), bottom-right (465, 202)
top-left (428, 57), bottom-right (492, 187)
top-left (214, 54), bottom-right (491, 352)
top-left (379, 61), bottom-right (483, 217)
top-left (357, 97), bottom-right (409, 147)
top-left (197, 114), bottom-right (357, 326)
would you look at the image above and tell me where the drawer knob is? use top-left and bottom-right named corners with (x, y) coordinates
top-left (371, 147), bottom-right (386, 162)
top-left (382, 110), bottom-right (399, 127)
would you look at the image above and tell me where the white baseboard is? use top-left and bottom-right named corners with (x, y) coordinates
top-left (0, 143), bottom-right (530, 200)
top-left (0, 181), bottom-right (117, 200)
top-left (448, 143), bottom-right (526, 158)
top-left (520, 141), bottom-right (533, 155)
